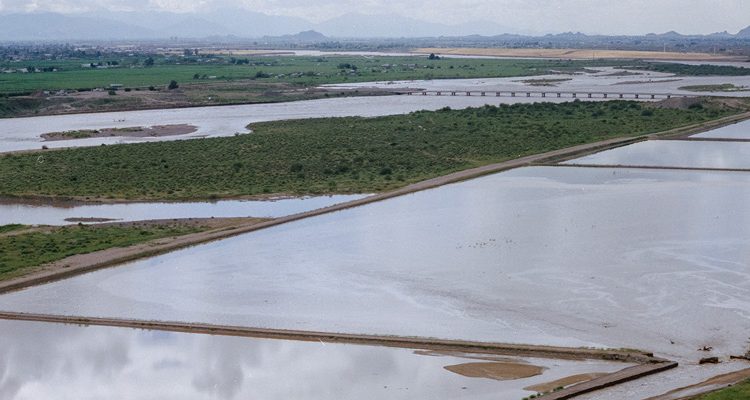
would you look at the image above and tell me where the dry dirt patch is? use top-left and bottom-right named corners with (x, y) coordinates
top-left (444, 361), bottom-right (545, 380)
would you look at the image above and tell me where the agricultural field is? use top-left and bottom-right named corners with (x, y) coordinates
top-left (0, 100), bottom-right (734, 201)
top-left (0, 55), bottom-right (627, 95)
top-left (0, 54), bottom-right (643, 117)
top-left (3, 51), bottom-right (750, 118)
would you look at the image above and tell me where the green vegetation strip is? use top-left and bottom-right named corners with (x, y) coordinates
top-left (0, 224), bottom-right (24, 234)
top-left (693, 380), bottom-right (750, 400)
top-left (0, 101), bottom-right (733, 201)
top-left (0, 224), bottom-right (201, 280)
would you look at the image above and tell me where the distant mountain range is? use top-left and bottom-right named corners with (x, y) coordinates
top-left (0, 10), bottom-right (748, 42)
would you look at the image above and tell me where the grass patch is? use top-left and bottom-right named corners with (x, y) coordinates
top-left (0, 224), bottom-right (25, 234)
top-left (0, 224), bottom-right (201, 280)
top-left (51, 129), bottom-right (98, 139)
top-left (0, 100), bottom-right (734, 201)
top-left (679, 84), bottom-right (749, 92)
top-left (692, 379), bottom-right (750, 400)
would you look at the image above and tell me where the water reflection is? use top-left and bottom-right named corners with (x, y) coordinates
top-left (0, 195), bottom-right (368, 226)
top-left (0, 319), bottom-right (625, 400)
top-left (564, 140), bottom-right (750, 169)
top-left (2, 167), bottom-right (749, 360)
top-left (692, 119), bottom-right (750, 139)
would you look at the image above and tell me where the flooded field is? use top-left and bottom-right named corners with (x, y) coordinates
top-left (325, 67), bottom-right (750, 97)
top-left (0, 195), bottom-right (368, 226)
top-left (0, 95), bottom-right (561, 153)
top-left (1, 166), bottom-right (748, 363)
top-left (2, 84), bottom-right (749, 399)
top-left (691, 118), bottom-right (750, 139)
top-left (576, 360), bottom-right (750, 400)
top-left (3, 68), bottom-right (743, 154)
top-left (563, 140), bottom-right (750, 169)
top-left (0, 319), bottom-right (630, 400)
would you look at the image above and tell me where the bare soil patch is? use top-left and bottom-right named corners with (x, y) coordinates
top-left (444, 361), bottom-right (545, 380)
top-left (41, 124), bottom-right (197, 141)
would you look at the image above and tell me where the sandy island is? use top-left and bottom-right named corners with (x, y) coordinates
top-left (444, 361), bottom-right (545, 380)
top-left (41, 124), bottom-right (198, 141)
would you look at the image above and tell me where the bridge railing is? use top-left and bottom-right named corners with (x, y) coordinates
top-left (403, 90), bottom-right (684, 99)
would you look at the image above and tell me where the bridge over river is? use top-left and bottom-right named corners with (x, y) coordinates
top-left (400, 90), bottom-right (687, 99)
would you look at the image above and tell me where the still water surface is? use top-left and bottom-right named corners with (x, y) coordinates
top-left (0, 319), bottom-right (627, 400)
top-left (0, 195), bottom-right (368, 226)
top-left (564, 140), bottom-right (750, 169)
top-left (2, 167), bottom-right (748, 360)
top-left (691, 118), bottom-right (750, 139)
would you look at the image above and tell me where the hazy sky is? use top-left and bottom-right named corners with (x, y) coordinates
top-left (0, 0), bottom-right (748, 35)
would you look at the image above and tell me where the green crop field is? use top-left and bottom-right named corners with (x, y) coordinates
top-left (0, 223), bottom-right (201, 280)
top-left (3, 54), bottom-right (749, 96)
top-left (0, 55), bottom-right (625, 94)
top-left (0, 100), bottom-right (733, 201)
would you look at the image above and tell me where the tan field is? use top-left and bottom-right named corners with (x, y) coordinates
top-left (415, 47), bottom-right (743, 61)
